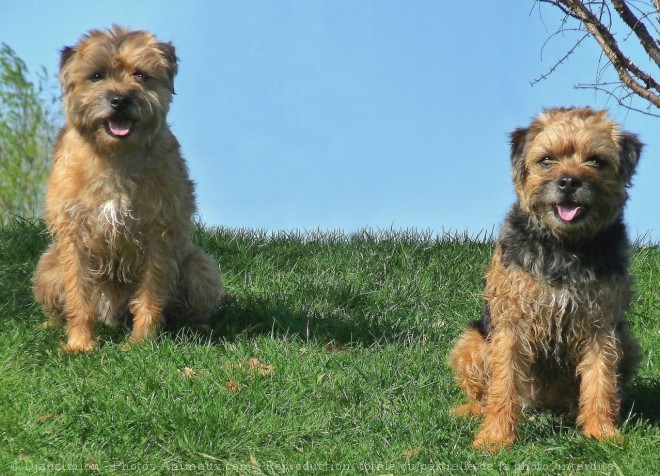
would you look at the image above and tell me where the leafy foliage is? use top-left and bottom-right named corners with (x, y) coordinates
top-left (0, 44), bottom-right (58, 222)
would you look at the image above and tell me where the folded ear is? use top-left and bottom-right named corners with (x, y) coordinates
top-left (59, 46), bottom-right (76, 71)
top-left (619, 132), bottom-right (643, 187)
top-left (510, 127), bottom-right (529, 183)
top-left (158, 42), bottom-right (179, 93)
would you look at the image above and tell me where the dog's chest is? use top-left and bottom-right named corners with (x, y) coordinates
top-left (489, 255), bottom-right (627, 352)
top-left (87, 171), bottom-right (143, 232)
top-left (98, 194), bottom-right (134, 236)
top-left (523, 279), bottom-right (626, 357)
top-left (88, 191), bottom-right (147, 282)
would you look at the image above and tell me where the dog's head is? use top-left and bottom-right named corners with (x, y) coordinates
top-left (510, 107), bottom-right (642, 241)
top-left (59, 25), bottom-right (178, 151)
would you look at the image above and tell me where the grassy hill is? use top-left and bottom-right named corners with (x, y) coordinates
top-left (1, 219), bottom-right (659, 475)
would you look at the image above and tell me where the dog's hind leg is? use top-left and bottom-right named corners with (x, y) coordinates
top-left (616, 322), bottom-right (641, 391)
top-left (33, 243), bottom-right (66, 329)
top-left (449, 326), bottom-right (489, 418)
top-left (164, 245), bottom-right (227, 330)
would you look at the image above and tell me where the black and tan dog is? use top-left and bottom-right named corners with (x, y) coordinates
top-left (450, 107), bottom-right (642, 452)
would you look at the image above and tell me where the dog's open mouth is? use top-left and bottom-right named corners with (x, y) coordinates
top-left (104, 118), bottom-right (134, 138)
top-left (555, 203), bottom-right (584, 223)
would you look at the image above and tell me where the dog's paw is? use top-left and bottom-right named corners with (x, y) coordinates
top-left (42, 319), bottom-right (63, 330)
top-left (583, 425), bottom-right (622, 442)
top-left (119, 341), bottom-right (135, 352)
top-left (60, 341), bottom-right (96, 354)
top-left (120, 331), bottom-right (159, 351)
top-left (450, 403), bottom-right (483, 418)
top-left (120, 336), bottom-right (148, 351)
top-left (472, 429), bottom-right (515, 453)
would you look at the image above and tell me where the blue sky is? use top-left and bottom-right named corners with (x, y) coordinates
top-left (3, 1), bottom-right (657, 240)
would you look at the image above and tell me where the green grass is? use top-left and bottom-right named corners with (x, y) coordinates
top-left (1, 218), bottom-right (659, 475)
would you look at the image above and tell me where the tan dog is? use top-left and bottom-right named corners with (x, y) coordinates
top-left (33, 26), bottom-right (226, 352)
top-left (450, 107), bottom-right (642, 452)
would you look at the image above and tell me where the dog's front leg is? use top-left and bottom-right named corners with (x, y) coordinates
top-left (473, 325), bottom-right (527, 452)
top-left (576, 329), bottom-right (622, 441)
top-left (127, 241), bottom-right (176, 346)
top-left (60, 238), bottom-right (97, 353)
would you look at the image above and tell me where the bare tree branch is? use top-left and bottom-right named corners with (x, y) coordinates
top-left (611, 0), bottom-right (660, 66)
top-left (536, 0), bottom-right (660, 115)
top-left (575, 81), bottom-right (660, 116)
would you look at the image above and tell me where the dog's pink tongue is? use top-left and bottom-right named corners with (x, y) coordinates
top-left (557, 204), bottom-right (582, 222)
top-left (108, 119), bottom-right (132, 137)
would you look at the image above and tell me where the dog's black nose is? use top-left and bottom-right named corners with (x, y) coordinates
top-left (109, 95), bottom-right (131, 111)
top-left (558, 176), bottom-right (582, 193)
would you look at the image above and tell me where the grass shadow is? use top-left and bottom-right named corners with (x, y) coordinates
top-left (623, 376), bottom-right (660, 426)
top-left (207, 293), bottom-right (397, 346)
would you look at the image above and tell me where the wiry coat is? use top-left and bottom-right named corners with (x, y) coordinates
top-left (33, 27), bottom-right (225, 352)
top-left (449, 107), bottom-right (642, 452)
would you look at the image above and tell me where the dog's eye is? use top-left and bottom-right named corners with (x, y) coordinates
top-left (134, 71), bottom-right (149, 82)
top-left (90, 72), bottom-right (105, 82)
top-left (586, 156), bottom-right (606, 169)
top-left (539, 156), bottom-right (553, 168)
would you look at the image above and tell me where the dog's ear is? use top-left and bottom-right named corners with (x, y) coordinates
top-left (59, 46), bottom-right (77, 95)
top-left (60, 46), bottom-right (76, 71)
top-left (158, 42), bottom-right (178, 93)
top-left (618, 132), bottom-right (643, 187)
top-left (510, 127), bottom-right (529, 183)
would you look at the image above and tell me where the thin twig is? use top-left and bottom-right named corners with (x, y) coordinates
top-left (537, 0), bottom-right (660, 113)
top-left (532, 33), bottom-right (590, 85)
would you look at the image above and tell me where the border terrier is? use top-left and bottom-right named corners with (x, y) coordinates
top-left (450, 107), bottom-right (642, 452)
top-left (33, 26), bottom-right (227, 352)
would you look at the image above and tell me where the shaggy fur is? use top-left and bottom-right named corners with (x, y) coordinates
top-left (33, 26), bottom-right (227, 353)
top-left (449, 107), bottom-right (642, 452)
